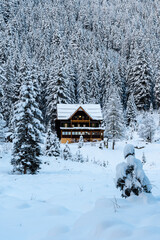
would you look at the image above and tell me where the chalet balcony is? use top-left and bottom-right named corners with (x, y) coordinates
top-left (71, 120), bottom-right (90, 123)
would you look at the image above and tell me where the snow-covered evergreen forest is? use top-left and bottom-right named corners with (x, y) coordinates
top-left (1, 1), bottom-right (160, 238)
top-left (1, 0), bottom-right (160, 130)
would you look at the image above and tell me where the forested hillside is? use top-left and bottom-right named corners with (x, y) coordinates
top-left (0, 0), bottom-right (160, 129)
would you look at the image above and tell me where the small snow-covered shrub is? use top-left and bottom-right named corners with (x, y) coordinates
top-left (78, 135), bottom-right (84, 148)
top-left (63, 141), bottom-right (72, 160)
top-left (116, 144), bottom-right (152, 198)
top-left (74, 150), bottom-right (84, 163)
top-left (99, 141), bottom-right (103, 149)
top-left (142, 152), bottom-right (146, 165)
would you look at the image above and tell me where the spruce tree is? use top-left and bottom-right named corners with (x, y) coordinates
top-left (11, 79), bottom-right (43, 174)
top-left (126, 94), bottom-right (137, 126)
top-left (127, 48), bottom-right (152, 110)
top-left (154, 67), bottom-right (160, 109)
top-left (46, 63), bottom-right (69, 129)
top-left (104, 87), bottom-right (125, 149)
top-left (63, 141), bottom-right (72, 160)
top-left (45, 127), bottom-right (54, 157)
top-left (87, 59), bottom-right (100, 104)
top-left (0, 113), bottom-right (6, 144)
top-left (138, 112), bottom-right (155, 142)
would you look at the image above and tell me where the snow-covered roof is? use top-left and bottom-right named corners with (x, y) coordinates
top-left (57, 104), bottom-right (103, 120)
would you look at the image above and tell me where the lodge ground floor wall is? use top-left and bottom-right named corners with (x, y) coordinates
top-left (61, 138), bottom-right (103, 144)
top-left (60, 129), bottom-right (104, 144)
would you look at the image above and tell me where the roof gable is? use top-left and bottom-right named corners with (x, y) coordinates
top-left (57, 104), bottom-right (103, 120)
top-left (69, 106), bottom-right (93, 120)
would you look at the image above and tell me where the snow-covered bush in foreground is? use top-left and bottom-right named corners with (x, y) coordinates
top-left (116, 144), bottom-right (152, 198)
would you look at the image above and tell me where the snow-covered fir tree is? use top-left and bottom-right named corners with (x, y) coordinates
top-left (45, 131), bottom-right (61, 157)
top-left (45, 127), bottom-right (55, 157)
top-left (138, 112), bottom-right (156, 142)
top-left (154, 66), bottom-right (160, 109)
top-left (116, 144), bottom-right (152, 198)
top-left (75, 150), bottom-right (84, 163)
top-left (46, 62), bottom-right (70, 129)
top-left (11, 79), bottom-right (43, 174)
top-left (1, 0), bottom-right (160, 128)
top-left (126, 94), bottom-right (137, 126)
top-left (127, 47), bottom-right (153, 110)
top-left (103, 86), bottom-right (125, 149)
top-left (63, 141), bottom-right (72, 160)
top-left (0, 113), bottom-right (6, 144)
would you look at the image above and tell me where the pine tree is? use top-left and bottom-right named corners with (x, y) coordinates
top-left (126, 94), bottom-right (137, 126)
top-left (87, 59), bottom-right (100, 104)
top-left (75, 150), bottom-right (84, 163)
top-left (127, 47), bottom-right (152, 110)
top-left (77, 59), bottom-right (89, 104)
top-left (138, 112), bottom-right (156, 142)
top-left (46, 62), bottom-right (69, 129)
top-left (46, 130), bottom-right (61, 157)
top-left (11, 79), bottom-right (43, 174)
top-left (63, 141), bottom-right (72, 160)
top-left (0, 113), bottom-right (6, 144)
top-left (45, 127), bottom-right (54, 156)
top-left (104, 87), bottom-right (125, 149)
top-left (154, 66), bottom-right (160, 109)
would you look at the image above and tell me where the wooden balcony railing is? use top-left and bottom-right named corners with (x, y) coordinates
top-left (72, 120), bottom-right (90, 122)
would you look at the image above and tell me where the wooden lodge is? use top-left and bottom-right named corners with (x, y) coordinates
top-left (55, 104), bottom-right (104, 143)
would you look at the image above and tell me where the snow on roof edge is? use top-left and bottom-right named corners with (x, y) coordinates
top-left (57, 104), bottom-right (103, 120)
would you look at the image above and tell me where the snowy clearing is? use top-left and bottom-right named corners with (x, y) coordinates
top-left (0, 140), bottom-right (160, 240)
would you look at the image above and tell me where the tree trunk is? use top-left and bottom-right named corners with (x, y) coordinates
top-left (112, 139), bottom-right (115, 150)
top-left (24, 165), bottom-right (27, 174)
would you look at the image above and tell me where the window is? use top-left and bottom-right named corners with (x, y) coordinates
top-left (65, 123), bottom-right (68, 128)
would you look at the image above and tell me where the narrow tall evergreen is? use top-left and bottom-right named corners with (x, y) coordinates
top-left (127, 48), bottom-right (152, 110)
top-left (126, 94), bottom-right (137, 126)
top-left (104, 87), bottom-right (125, 149)
top-left (154, 67), bottom-right (160, 109)
top-left (11, 79), bottom-right (43, 174)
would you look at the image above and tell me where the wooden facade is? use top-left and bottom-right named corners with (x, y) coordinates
top-left (55, 105), bottom-right (104, 143)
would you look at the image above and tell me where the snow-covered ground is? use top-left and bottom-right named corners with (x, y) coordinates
top-left (0, 140), bottom-right (160, 240)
